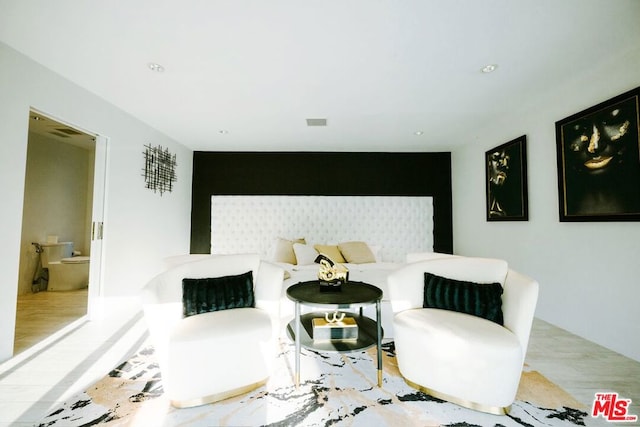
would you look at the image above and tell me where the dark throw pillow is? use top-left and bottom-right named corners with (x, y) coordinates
top-left (423, 272), bottom-right (504, 325)
top-left (182, 271), bottom-right (255, 318)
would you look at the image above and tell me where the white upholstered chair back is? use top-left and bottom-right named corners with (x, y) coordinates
top-left (387, 256), bottom-right (539, 412)
top-left (405, 251), bottom-right (460, 263)
top-left (388, 256), bottom-right (538, 360)
top-left (388, 257), bottom-right (508, 314)
top-left (141, 254), bottom-right (284, 365)
top-left (140, 253), bottom-right (285, 407)
top-left (143, 254), bottom-right (260, 304)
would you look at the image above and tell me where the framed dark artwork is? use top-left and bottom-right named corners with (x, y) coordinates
top-left (485, 135), bottom-right (528, 221)
top-left (555, 87), bottom-right (640, 221)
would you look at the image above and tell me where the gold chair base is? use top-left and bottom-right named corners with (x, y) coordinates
top-left (403, 377), bottom-right (511, 415)
top-left (171, 378), bottom-right (268, 409)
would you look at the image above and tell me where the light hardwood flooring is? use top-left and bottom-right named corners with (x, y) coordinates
top-left (13, 289), bottom-right (89, 355)
top-left (525, 320), bottom-right (640, 424)
top-left (0, 292), bottom-right (638, 426)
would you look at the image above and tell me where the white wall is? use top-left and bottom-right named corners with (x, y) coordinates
top-left (0, 42), bottom-right (192, 362)
top-left (452, 47), bottom-right (640, 361)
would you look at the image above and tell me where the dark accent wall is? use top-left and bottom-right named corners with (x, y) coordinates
top-left (190, 152), bottom-right (453, 254)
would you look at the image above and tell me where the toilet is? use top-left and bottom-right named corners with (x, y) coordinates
top-left (40, 242), bottom-right (90, 291)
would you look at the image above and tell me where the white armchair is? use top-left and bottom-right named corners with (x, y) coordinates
top-left (141, 254), bottom-right (284, 408)
top-left (387, 256), bottom-right (539, 414)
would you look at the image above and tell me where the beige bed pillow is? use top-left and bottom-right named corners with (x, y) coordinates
top-left (313, 244), bottom-right (346, 263)
top-left (338, 241), bottom-right (376, 264)
top-left (272, 237), bottom-right (306, 264)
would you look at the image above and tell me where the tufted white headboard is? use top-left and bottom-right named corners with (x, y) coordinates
top-left (210, 195), bottom-right (433, 263)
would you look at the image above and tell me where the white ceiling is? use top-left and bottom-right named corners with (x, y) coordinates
top-left (2, 0), bottom-right (639, 152)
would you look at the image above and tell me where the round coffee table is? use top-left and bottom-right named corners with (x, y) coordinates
top-left (286, 280), bottom-right (384, 387)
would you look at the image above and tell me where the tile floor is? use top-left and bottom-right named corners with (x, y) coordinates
top-left (1, 294), bottom-right (147, 427)
top-left (1, 292), bottom-right (638, 426)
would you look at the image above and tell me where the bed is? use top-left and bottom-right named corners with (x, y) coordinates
top-left (210, 195), bottom-right (435, 338)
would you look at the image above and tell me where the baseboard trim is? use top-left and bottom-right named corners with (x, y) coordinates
top-left (171, 378), bottom-right (268, 409)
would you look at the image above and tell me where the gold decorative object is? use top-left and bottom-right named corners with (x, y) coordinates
top-left (324, 310), bottom-right (346, 323)
top-left (312, 313), bottom-right (358, 341)
top-left (315, 254), bottom-right (349, 287)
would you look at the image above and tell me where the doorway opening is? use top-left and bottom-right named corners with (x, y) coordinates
top-left (14, 110), bottom-right (102, 356)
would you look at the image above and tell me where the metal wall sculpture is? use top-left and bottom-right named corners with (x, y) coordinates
top-left (142, 144), bottom-right (177, 196)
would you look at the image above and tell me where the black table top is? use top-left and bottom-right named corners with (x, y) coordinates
top-left (286, 280), bottom-right (382, 307)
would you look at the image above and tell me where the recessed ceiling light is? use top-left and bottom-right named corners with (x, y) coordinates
top-left (481, 64), bottom-right (498, 73)
top-left (414, 131), bottom-right (424, 136)
top-left (218, 130), bottom-right (229, 134)
top-left (148, 62), bottom-right (165, 73)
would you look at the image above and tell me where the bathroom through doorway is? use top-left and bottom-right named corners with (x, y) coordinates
top-left (14, 109), bottom-right (107, 356)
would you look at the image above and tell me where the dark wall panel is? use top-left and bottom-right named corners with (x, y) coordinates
top-left (191, 151), bottom-right (453, 254)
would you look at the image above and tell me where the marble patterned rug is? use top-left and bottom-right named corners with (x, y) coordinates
top-left (37, 340), bottom-right (603, 427)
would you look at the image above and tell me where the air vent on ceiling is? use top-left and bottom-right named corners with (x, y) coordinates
top-left (306, 118), bottom-right (327, 126)
top-left (49, 131), bottom-right (71, 138)
top-left (55, 127), bottom-right (84, 135)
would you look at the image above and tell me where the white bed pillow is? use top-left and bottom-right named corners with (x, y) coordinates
top-left (369, 245), bottom-right (382, 262)
top-left (293, 243), bottom-right (319, 265)
top-left (271, 237), bottom-right (305, 264)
